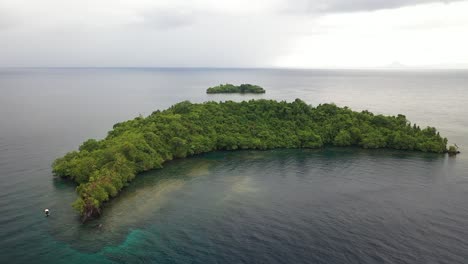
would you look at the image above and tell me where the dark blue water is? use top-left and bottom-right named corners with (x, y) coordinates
top-left (1, 68), bottom-right (467, 263)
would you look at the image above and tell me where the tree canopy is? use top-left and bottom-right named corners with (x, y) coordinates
top-left (53, 99), bottom-right (448, 221)
top-left (206, 84), bottom-right (265, 94)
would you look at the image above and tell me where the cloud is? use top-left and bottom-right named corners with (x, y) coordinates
top-left (275, 1), bottom-right (468, 68)
top-left (139, 8), bottom-right (199, 30)
top-left (0, 9), bottom-right (16, 30)
top-left (281, 0), bottom-right (461, 14)
top-left (0, 0), bottom-right (303, 67)
top-left (0, 0), bottom-right (467, 67)
top-left (0, 9), bottom-right (298, 67)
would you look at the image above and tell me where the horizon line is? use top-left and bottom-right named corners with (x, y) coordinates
top-left (1, 66), bottom-right (468, 71)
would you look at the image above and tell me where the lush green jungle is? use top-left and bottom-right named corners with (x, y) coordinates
top-left (206, 84), bottom-right (265, 93)
top-left (52, 99), bottom-right (449, 221)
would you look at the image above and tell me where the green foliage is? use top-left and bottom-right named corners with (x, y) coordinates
top-left (72, 198), bottom-right (85, 214)
top-left (334, 130), bottom-right (352, 146)
top-left (52, 99), bottom-right (449, 218)
top-left (79, 139), bottom-right (100, 152)
top-left (448, 145), bottom-right (459, 155)
top-left (206, 83), bottom-right (265, 94)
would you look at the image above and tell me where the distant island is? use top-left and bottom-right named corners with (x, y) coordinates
top-left (53, 99), bottom-right (453, 222)
top-left (207, 84), bottom-right (265, 94)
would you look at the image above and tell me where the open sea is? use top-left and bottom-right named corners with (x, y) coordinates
top-left (0, 68), bottom-right (468, 263)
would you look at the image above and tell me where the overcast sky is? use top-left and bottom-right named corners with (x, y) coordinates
top-left (1, 0), bottom-right (467, 68)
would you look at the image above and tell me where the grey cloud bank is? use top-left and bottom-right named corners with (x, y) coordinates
top-left (282, 0), bottom-right (460, 13)
top-left (0, 0), bottom-right (467, 68)
top-left (140, 8), bottom-right (199, 30)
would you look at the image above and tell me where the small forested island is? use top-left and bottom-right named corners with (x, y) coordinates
top-left (206, 83), bottom-right (265, 94)
top-left (53, 99), bottom-right (452, 222)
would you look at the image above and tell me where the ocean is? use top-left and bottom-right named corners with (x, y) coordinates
top-left (1, 68), bottom-right (467, 263)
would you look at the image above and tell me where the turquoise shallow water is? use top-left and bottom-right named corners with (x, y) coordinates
top-left (1, 68), bottom-right (468, 263)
